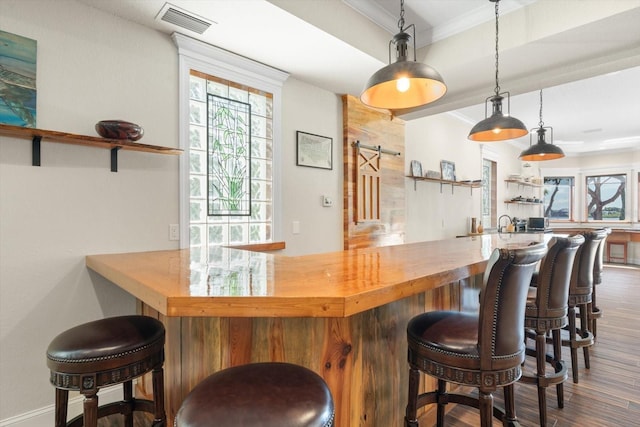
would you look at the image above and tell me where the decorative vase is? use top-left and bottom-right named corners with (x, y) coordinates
top-left (477, 222), bottom-right (484, 233)
top-left (471, 217), bottom-right (477, 234)
top-left (95, 120), bottom-right (144, 141)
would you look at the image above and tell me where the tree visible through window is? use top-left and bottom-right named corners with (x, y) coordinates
top-left (544, 177), bottom-right (573, 220)
top-left (585, 174), bottom-right (626, 221)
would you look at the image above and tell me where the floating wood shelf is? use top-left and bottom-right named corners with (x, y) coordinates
top-left (0, 123), bottom-right (182, 172)
top-left (408, 176), bottom-right (481, 195)
top-left (504, 200), bottom-right (544, 205)
top-left (504, 179), bottom-right (542, 188)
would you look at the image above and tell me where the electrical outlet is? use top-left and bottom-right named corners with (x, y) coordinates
top-left (322, 196), bottom-right (333, 207)
top-left (169, 224), bottom-right (180, 241)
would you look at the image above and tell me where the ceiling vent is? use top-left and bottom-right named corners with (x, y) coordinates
top-left (156, 3), bottom-right (214, 35)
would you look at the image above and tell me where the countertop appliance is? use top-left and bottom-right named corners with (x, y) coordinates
top-left (513, 217), bottom-right (527, 232)
top-left (528, 217), bottom-right (549, 231)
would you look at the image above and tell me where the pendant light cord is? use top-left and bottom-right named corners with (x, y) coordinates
top-left (538, 89), bottom-right (544, 127)
top-left (398, 0), bottom-right (405, 31)
top-left (494, 0), bottom-right (501, 96)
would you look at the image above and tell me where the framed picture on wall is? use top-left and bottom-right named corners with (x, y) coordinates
top-left (440, 160), bottom-right (456, 181)
top-left (410, 160), bottom-right (423, 177)
top-left (296, 131), bottom-right (332, 170)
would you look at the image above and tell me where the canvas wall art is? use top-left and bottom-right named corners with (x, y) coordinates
top-left (0, 30), bottom-right (37, 127)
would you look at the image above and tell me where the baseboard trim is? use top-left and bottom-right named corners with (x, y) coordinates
top-left (0, 386), bottom-right (122, 427)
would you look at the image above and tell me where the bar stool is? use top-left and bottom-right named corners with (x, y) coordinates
top-left (589, 228), bottom-right (610, 339)
top-left (563, 228), bottom-right (608, 383)
top-left (520, 234), bottom-right (584, 427)
top-left (46, 315), bottom-right (166, 427)
top-left (404, 244), bottom-right (547, 427)
top-left (175, 362), bottom-right (335, 427)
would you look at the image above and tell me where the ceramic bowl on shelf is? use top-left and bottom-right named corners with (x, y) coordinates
top-left (95, 120), bottom-right (144, 141)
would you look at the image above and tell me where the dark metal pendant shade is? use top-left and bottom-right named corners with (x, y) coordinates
top-left (469, 0), bottom-right (527, 142)
top-left (360, 59), bottom-right (447, 110)
top-left (468, 95), bottom-right (528, 141)
top-left (519, 127), bottom-right (565, 161)
top-left (519, 89), bottom-right (565, 161)
top-left (360, 1), bottom-right (446, 110)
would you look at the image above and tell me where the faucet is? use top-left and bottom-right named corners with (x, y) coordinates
top-left (498, 215), bottom-right (512, 233)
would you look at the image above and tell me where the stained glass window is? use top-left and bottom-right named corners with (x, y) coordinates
top-left (207, 94), bottom-right (251, 216)
top-left (189, 71), bottom-right (273, 248)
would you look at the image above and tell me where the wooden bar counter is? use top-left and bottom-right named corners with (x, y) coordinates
top-left (86, 233), bottom-right (546, 426)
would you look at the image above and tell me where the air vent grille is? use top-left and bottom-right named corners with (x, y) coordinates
top-left (158, 4), bottom-right (213, 35)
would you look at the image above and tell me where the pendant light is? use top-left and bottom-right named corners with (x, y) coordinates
top-left (468, 0), bottom-right (527, 142)
top-left (519, 89), bottom-right (565, 161)
top-left (360, 0), bottom-right (447, 110)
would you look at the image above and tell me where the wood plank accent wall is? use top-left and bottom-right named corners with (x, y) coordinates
top-left (342, 95), bottom-right (406, 250)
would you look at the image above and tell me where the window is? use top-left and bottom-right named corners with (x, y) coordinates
top-left (174, 33), bottom-right (288, 262)
top-left (189, 71), bottom-right (274, 248)
top-left (544, 177), bottom-right (574, 220)
top-left (585, 174), bottom-right (627, 221)
top-left (481, 159), bottom-right (496, 228)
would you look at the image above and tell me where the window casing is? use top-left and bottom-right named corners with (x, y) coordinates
top-left (174, 33), bottom-right (288, 263)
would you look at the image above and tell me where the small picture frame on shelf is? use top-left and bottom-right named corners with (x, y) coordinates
top-left (410, 160), bottom-right (423, 177)
top-left (440, 160), bottom-right (456, 181)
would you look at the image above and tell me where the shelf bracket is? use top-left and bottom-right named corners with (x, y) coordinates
top-left (110, 146), bottom-right (121, 172)
top-left (32, 136), bottom-right (42, 166)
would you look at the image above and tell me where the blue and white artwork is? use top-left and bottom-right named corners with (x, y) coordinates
top-left (0, 30), bottom-right (37, 128)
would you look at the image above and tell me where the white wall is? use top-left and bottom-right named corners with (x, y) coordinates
top-left (280, 79), bottom-right (343, 255)
top-left (404, 112), bottom-right (526, 241)
top-left (0, 1), bottom-right (345, 423)
top-left (0, 0), bottom-right (180, 422)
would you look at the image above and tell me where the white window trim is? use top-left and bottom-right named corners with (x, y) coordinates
top-left (542, 164), bottom-right (640, 224)
top-left (172, 33), bottom-right (289, 248)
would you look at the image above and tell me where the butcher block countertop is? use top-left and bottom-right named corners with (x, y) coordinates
top-left (86, 233), bottom-right (547, 318)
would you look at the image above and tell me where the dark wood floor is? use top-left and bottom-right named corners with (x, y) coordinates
top-left (442, 264), bottom-right (640, 427)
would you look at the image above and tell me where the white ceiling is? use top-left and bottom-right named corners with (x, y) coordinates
top-left (76, 0), bottom-right (640, 156)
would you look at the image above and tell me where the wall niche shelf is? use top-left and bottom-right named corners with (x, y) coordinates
top-left (0, 123), bottom-right (182, 172)
top-left (407, 176), bottom-right (481, 195)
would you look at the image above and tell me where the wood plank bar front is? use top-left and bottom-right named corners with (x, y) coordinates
top-left (87, 233), bottom-right (547, 426)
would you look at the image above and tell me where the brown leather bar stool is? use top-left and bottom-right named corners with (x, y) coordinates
top-left (563, 228), bottom-right (608, 383)
top-left (589, 228), bottom-right (610, 339)
top-left (404, 244), bottom-right (547, 427)
top-left (46, 315), bottom-right (166, 427)
top-left (175, 362), bottom-right (334, 427)
top-left (520, 234), bottom-right (584, 427)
